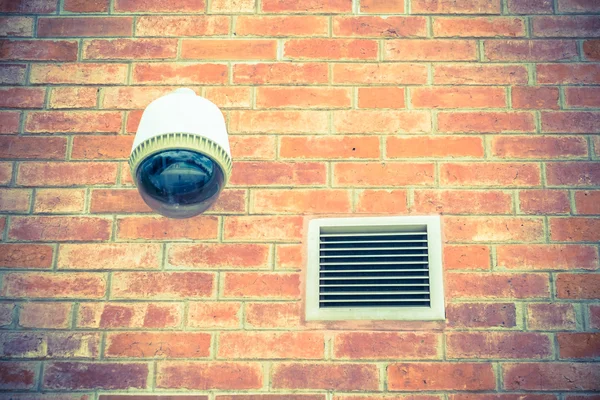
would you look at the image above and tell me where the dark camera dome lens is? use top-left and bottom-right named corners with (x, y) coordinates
top-left (135, 150), bottom-right (225, 218)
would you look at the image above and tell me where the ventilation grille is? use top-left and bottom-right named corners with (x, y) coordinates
top-left (319, 226), bottom-right (430, 308)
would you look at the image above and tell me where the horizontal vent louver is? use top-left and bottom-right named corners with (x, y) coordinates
top-left (319, 229), bottom-right (431, 308)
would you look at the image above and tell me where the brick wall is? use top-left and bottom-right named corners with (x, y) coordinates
top-left (0, 0), bottom-right (599, 398)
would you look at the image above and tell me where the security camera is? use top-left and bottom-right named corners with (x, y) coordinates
top-left (129, 88), bottom-right (232, 219)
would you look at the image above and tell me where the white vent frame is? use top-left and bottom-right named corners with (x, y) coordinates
top-left (306, 216), bottom-right (444, 321)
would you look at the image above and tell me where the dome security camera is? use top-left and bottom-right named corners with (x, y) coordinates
top-left (129, 88), bottom-right (232, 219)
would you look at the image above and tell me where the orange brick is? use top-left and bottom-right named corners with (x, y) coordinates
top-left (512, 86), bottom-right (559, 109)
top-left (224, 216), bottom-right (303, 241)
top-left (222, 272), bottom-right (300, 299)
top-left (233, 63), bottom-right (328, 84)
top-left (156, 362), bottom-right (262, 390)
top-left (182, 40), bottom-right (277, 60)
top-left (358, 87), bottom-right (405, 109)
top-left (0, 87), bottom-right (45, 108)
top-left (334, 110), bottom-right (431, 133)
top-left (414, 190), bottom-right (512, 214)
top-left (0, 244), bottom-right (54, 269)
top-left (262, 0), bottom-right (351, 13)
top-left (444, 245), bottom-right (491, 270)
top-left (0, 17), bottom-right (34, 37)
top-left (388, 363), bottom-right (496, 391)
top-left (83, 38), bottom-right (177, 60)
top-left (333, 63), bottom-right (428, 84)
top-left (334, 162), bottom-right (435, 187)
top-left (0, 189), bottom-right (31, 212)
top-left (444, 216), bottom-right (544, 242)
top-left (132, 63), bottom-right (227, 85)
top-left (34, 189), bottom-right (86, 213)
top-left (9, 216), bottom-right (111, 242)
top-left (280, 136), bottom-right (379, 160)
top-left (276, 244), bottom-right (304, 270)
top-left (533, 16), bottom-right (600, 37)
top-left (485, 40), bottom-right (577, 61)
top-left (111, 272), bottom-right (214, 300)
top-left (447, 303), bottom-right (516, 328)
top-left (219, 332), bottom-right (324, 359)
top-left (77, 302), bottom-right (182, 329)
top-left (230, 136), bottom-right (275, 160)
top-left (285, 39), bottom-right (378, 60)
top-left (355, 189), bottom-right (408, 214)
top-left (229, 110), bottom-right (328, 134)
top-left (537, 64), bottom-right (600, 85)
top-left (252, 189), bottom-right (351, 214)
top-left (210, 190), bottom-right (247, 214)
top-left (575, 191), bottom-right (600, 215)
top-left (438, 111), bottom-right (535, 133)
top-left (447, 332), bottom-right (551, 359)
top-left (412, 0), bottom-right (501, 13)
top-left (558, 333), bottom-right (600, 359)
top-left (58, 243), bottom-right (161, 270)
top-left (557, 273), bottom-right (600, 299)
top-left (434, 17), bottom-right (525, 37)
top-left (446, 272), bottom-right (550, 299)
top-left (503, 363), bottom-right (600, 391)
top-left (0, 162), bottom-right (12, 185)
top-left (334, 332), bottom-right (439, 360)
top-left (117, 216), bottom-right (219, 241)
top-left (440, 163), bottom-right (541, 187)
top-left (387, 136), bottom-right (484, 158)
top-left (19, 302), bottom-right (71, 329)
top-left (411, 87), bottom-right (506, 108)
top-left (230, 161), bottom-right (326, 186)
top-left (0, 39), bottom-right (78, 61)
top-left (385, 40), bottom-right (477, 61)
top-left (0, 111), bottom-right (20, 134)
top-left (360, 0), bottom-right (404, 12)
top-left (256, 87), bottom-right (350, 109)
top-left (333, 16), bottom-right (426, 37)
top-left (115, 0), bottom-right (206, 12)
top-left (527, 303), bottom-right (577, 330)
top-left (88, 189), bottom-right (147, 213)
top-left (38, 17), bottom-right (132, 37)
top-left (508, 0), bottom-right (553, 13)
top-left (246, 302), bottom-right (302, 328)
top-left (1, 272), bottom-right (107, 299)
top-left (64, 0), bottom-right (109, 12)
top-left (492, 136), bottom-right (588, 159)
top-left (136, 16), bottom-right (229, 36)
top-left (519, 190), bottom-right (570, 214)
top-left (17, 162), bottom-right (117, 187)
top-left (542, 111), bottom-right (600, 133)
top-left (565, 87), bottom-right (600, 108)
top-left (210, 0), bottom-right (255, 12)
top-left (550, 217), bottom-right (600, 242)
top-left (49, 87), bottom-right (98, 109)
top-left (236, 16), bottom-right (328, 36)
top-left (106, 332), bottom-right (211, 358)
top-left (204, 87), bottom-right (252, 108)
top-left (0, 64), bottom-right (26, 84)
top-left (188, 302), bottom-right (241, 329)
top-left (43, 362), bottom-right (148, 390)
top-left (168, 243), bottom-right (270, 269)
top-left (434, 64), bottom-right (528, 85)
top-left (103, 86), bottom-right (179, 109)
top-left (26, 111), bottom-right (121, 133)
top-left (546, 162), bottom-right (600, 186)
top-left (71, 136), bottom-right (133, 161)
top-left (272, 363), bottom-right (379, 390)
top-left (584, 40), bottom-right (600, 61)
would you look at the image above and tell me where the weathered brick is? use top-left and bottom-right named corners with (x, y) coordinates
top-left (0, 39), bottom-right (78, 61)
top-left (233, 63), bottom-right (328, 84)
top-left (0, 362), bottom-right (38, 390)
top-left (117, 216), bottom-right (219, 240)
top-left (434, 17), bottom-right (525, 37)
top-left (484, 40), bottom-right (577, 61)
top-left (38, 17), bottom-right (132, 37)
top-left (565, 87), bottom-right (600, 108)
top-left (497, 244), bottom-right (598, 270)
top-left (446, 273), bottom-right (550, 299)
top-left (447, 332), bottom-right (551, 359)
top-left (438, 111), bottom-right (535, 133)
top-left (413, 190), bottom-right (511, 214)
top-left (26, 111), bottom-right (122, 133)
top-left (537, 64), bottom-right (600, 85)
top-left (106, 332), bottom-right (211, 358)
top-left (256, 87), bottom-right (351, 109)
top-left (285, 38), bottom-right (377, 61)
top-left (558, 334), bottom-right (600, 359)
top-left (1, 272), bottom-right (107, 299)
top-left (43, 362), bottom-right (148, 390)
top-left (272, 363), bottom-right (379, 390)
top-left (360, 0), bottom-right (404, 12)
top-left (83, 38), bottom-right (177, 60)
top-left (334, 332), bottom-right (439, 359)
top-left (528, 303), bottom-right (577, 330)
top-left (2, 0), bottom-right (56, 13)
top-left (546, 162), bottom-right (600, 187)
top-left (386, 40), bottom-right (477, 61)
top-left (492, 136), bottom-right (588, 159)
top-left (276, 244), bottom-right (304, 270)
top-left (508, 0), bottom-right (553, 13)
top-left (19, 302), bottom-right (71, 329)
top-left (132, 63), bottom-right (227, 85)
top-left (49, 87), bottom-right (98, 109)
top-left (115, 0), bottom-right (206, 12)
top-left (58, 244), bottom-right (161, 270)
top-left (17, 162), bottom-right (117, 187)
top-left (388, 363), bottom-right (496, 391)
top-left (583, 40), bottom-right (600, 60)
top-left (280, 136), bottom-right (379, 160)
top-left (512, 86), bottom-right (559, 109)
top-left (0, 188), bottom-right (31, 212)
top-left (503, 363), bottom-right (600, 390)
top-left (335, 110), bottom-right (430, 133)
top-left (103, 87), bottom-right (184, 109)
top-left (556, 273), bottom-right (600, 299)
top-left (0, 303), bottom-right (14, 327)
top-left (445, 217), bottom-right (544, 242)
top-left (182, 39), bottom-right (277, 60)
top-left (0, 244), bottom-right (53, 269)
top-left (33, 189), bottom-right (85, 213)
top-left (230, 136), bottom-right (275, 160)
top-left (252, 189), bottom-right (351, 214)
top-left (412, 87), bottom-right (505, 108)
top-left (542, 111), bottom-right (600, 134)
top-left (550, 217), bottom-right (600, 242)
top-left (64, 0), bottom-right (109, 12)
top-left (0, 162), bottom-right (13, 185)
top-left (89, 189), bottom-right (149, 213)
top-left (441, 163), bottom-right (541, 187)
top-left (246, 302), bottom-right (302, 328)
top-left (111, 272), bottom-right (215, 300)
top-left (71, 136), bottom-right (133, 160)
top-left (0, 87), bottom-right (45, 108)
top-left (559, 0), bottom-right (600, 12)
top-left (333, 63), bottom-right (428, 84)
top-left (156, 361), bottom-right (262, 389)
top-left (575, 191), bottom-right (600, 215)
top-left (230, 162), bottom-right (326, 186)
top-left (333, 16), bottom-right (427, 37)
top-left (355, 189), bottom-right (409, 214)
top-left (0, 111), bottom-right (20, 134)
top-left (219, 396), bottom-right (323, 400)
top-left (446, 303), bottom-right (516, 328)
top-left (136, 16), bottom-right (229, 36)
top-left (210, 0), bottom-right (255, 13)
top-left (262, 0), bottom-right (351, 13)
top-left (0, 64), bottom-right (26, 84)
top-left (334, 162), bottom-right (435, 187)
top-left (0, 331), bottom-right (99, 358)
top-left (533, 16), bottom-right (600, 37)
top-left (452, 395), bottom-right (556, 400)
top-left (219, 332), bottom-right (324, 359)
top-left (229, 110), bottom-right (328, 134)
top-left (388, 136), bottom-right (484, 159)
top-left (188, 302), bottom-right (241, 329)
top-left (590, 305), bottom-right (600, 329)
top-left (168, 243), bottom-right (270, 269)
top-left (222, 272), bottom-right (300, 299)
top-left (443, 245), bottom-right (491, 270)
top-left (434, 64), bottom-right (528, 85)
top-left (77, 302), bottom-right (182, 329)
top-left (9, 216), bottom-right (111, 242)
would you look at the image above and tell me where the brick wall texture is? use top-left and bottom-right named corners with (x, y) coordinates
top-left (0, 0), bottom-right (599, 398)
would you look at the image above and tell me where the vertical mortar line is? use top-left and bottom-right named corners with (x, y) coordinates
top-left (552, 0), bottom-right (559, 13)
top-left (558, 85), bottom-right (566, 110)
top-left (378, 362), bottom-right (387, 391)
top-left (264, 361), bottom-right (272, 390)
top-left (494, 361), bottom-right (503, 391)
top-left (490, 244), bottom-right (497, 271)
top-left (506, 86), bottom-right (512, 109)
top-left (277, 39), bottom-right (284, 61)
top-left (150, 360), bottom-right (157, 391)
top-left (352, 85), bottom-right (358, 109)
top-left (575, 301), bottom-right (586, 331)
top-left (551, 330), bottom-right (559, 360)
top-left (516, 301), bottom-right (526, 330)
top-left (352, 0), bottom-right (359, 14)
top-left (513, 189), bottom-right (520, 215)
top-left (501, 0), bottom-right (509, 15)
top-left (70, 300), bottom-right (79, 330)
top-left (427, 16), bottom-right (433, 38)
top-left (65, 135), bottom-right (74, 161)
top-left (329, 16), bottom-right (333, 38)
top-left (405, 0), bottom-right (411, 14)
top-left (37, 361), bottom-right (45, 391)
top-left (99, 330), bottom-right (107, 360)
top-left (569, 189), bottom-right (576, 215)
top-left (51, 241), bottom-right (60, 272)
top-left (576, 39), bottom-right (585, 61)
top-left (160, 243), bottom-right (168, 271)
top-left (407, 187), bottom-right (414, 212)
top-left (527, 63), bottom-right (535, 86)
top-left (477, 40), bottom-right (485, 62)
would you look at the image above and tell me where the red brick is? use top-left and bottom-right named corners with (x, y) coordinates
top-left (233, 63), bottom-right (328, 84)
top-left (414, 190), bottom-right (512, 214)
top-left (533, 16), bottom-right (600, 37)
top-left (229, 161), bottom-right (326, 186)
top-left (0, 244), bottom-right (53, 269)
top-left (19, 302), bottom-right (71, 329)
top-left (0, 303), bottom-right (14, 327)
top-left (219, 332), bottom-right (324, 359)
top-left (136, 16), bottom-right (229, 36)
top-left (355, 189), bottom-right (409, 214)
top-left (0, 64), bottom-right (26, 84)
top-left (559, 0), bottom-right (600, 12)
top-left (229, 110), bottom-right (328, 134)
top-left (575, 191), bottom-right (600, 215)
top-left (508, 0), bottom-right (553, 13)
top-left (111, 272), bottom-right (214, 300)
top-left (388, 136), bottom-right (484, 159)
top-left (9, 216), bottom-right (111, 242)
top-left (358, 87), bottom-right (405, 109)
top-left (558, 333), bottom-right (600, 359)
top-left (281, 136), bottom-right (379, 160)
top-left (528, 303), bottom-right (577, 330)
top-left (38, 17), bottom-right (132, 37)
top-left (117, 216), bottom-right (218, 241)
top-left (208, 189), bottom-right (247, 214)
top-left (168, 243), bottom-right (270, 269)
top-left (493, 136), bottom-right (588, 159)
top-left (386, 40), bottom-right (476, 61)
top-left (115, 0), bottom-right (206, 12)
top-left (188, 302), bottom-right (241, 329)
top-left (497, 244), bottom-right (598, 270)
top-left (438, 111), bottom-right (535, 133)
top-left (0, 188), bottom-right (31, 212)
top-left (0, 111), bottom-right (20, 134)
top-left (224, 215), bottom-right (304, 241)
top-left (556, 273), bottom-right (600, 299)
top-left (334, 162), bottom-right (435, 187)
top-left (388, 363), bottom-right (496, 391)
top-left (537, 64), bottom-right (600, 85)
top-left (434, 64), bottom-right (528, 85)
top-left (43, 362), bottom-right (148, 390)
top-left (0, 162), bottom-right (13, 185)
top-left (273, 363), bottom-right (378, 390)
top-left (276, 244), bottom-right (304, 270)
top-left (590, 305), bottom-right (600, 329)
top-left (1, 0), bottom-right (57, 13)
top-left (156, 361), bottom-right (262, 389)
top-left (1, 272), bottom-right (107, 299)
top-left (443, 245), bottom-right (491, 270)
top-left (542, 111), bottom-right (600, 134)
top-left (595, 136), bottom-right (600, 157)
top-left (222, 272), bottom-right (300, 299)
top-left (335, 110), bottom-right (430, 133)
top-left (285, 39), bottom-right (377, 60)
top-left (445, 216), bottom-right (544, 243)
top-left (210, 0), bottom-right (255, 12)
top-left (252, 189), bottom-right (351, 214)
top-left (205, 87), bottom-right (252, 108)
top-left (566, 87), bottom-right (600, 108)
top-left (450, 396), bottom-right (554, 400)
top-left (485, 40), bottom-right (577, 61)
top-left (64, 0), bottom-right (109, 12)
top-left (446, 303), bottom-right (516, 328)
top-left (83, 39), bottom-right (177, 60)
top-left (446, 273), bottom-right (550, 299)
top-left (182, 39), bottom-right (277, 60)
top-left (333, 63), bottom-right (428, 84)
top-left (412, 87), bottom-right (505, 109)
top-left (262, 0), bottom-right (351, 13)
top-left (245, 302), bottom-right (302, 328)
top-left (434, 17), bottom-right (525, 37)
top-left (236, 16), bottom-right (327, 37)
top-left (72, 136), bottom-right (133, 161)
top-left (0, 362), bottom-right (37, 390)
top-left (257, 87), bottom-right (350, 109)
top-left (583, 40), bottom-right (600, 60)
top-left (0, 39), bottom-right (78, 61)
top-left (360, 0), bottom-right (404, 12)
top-left (58, 244), bottom-right (161, 271)
top-left (0, 87), bottom-right (44, 108)
top-left (132, 63), bottom-right (227, 85)
top-left (333, 16), bottom-right (426, 37)
top-left (77, 302), bottom-right (182, 329)
top-left (503, 363), bottom-right (600, 390)
top-left (546, 162), bottom-right (600, 186)
top-left (447, 332), bottom-right (551, 359)
top-left (89, 189), bottom-right (148, 213)
top-left (550, 217), bottom-right (600, 242)
top-left (219, 396), bottom-right (322, 400)
top-left (26, 111), bottom-right (121, 134)
top-left (106, 332), bottom-right (211, 358)
top-left (17, 162), bottom-right (117, 186)
top-left (335, 332), bottom-right (439, 360)
top-left (512, 86), bottom-right (559, 109)
top-left (49, 87), bottom-right (98, 109)
top-left (441, 163), bottom-right (541, 187)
